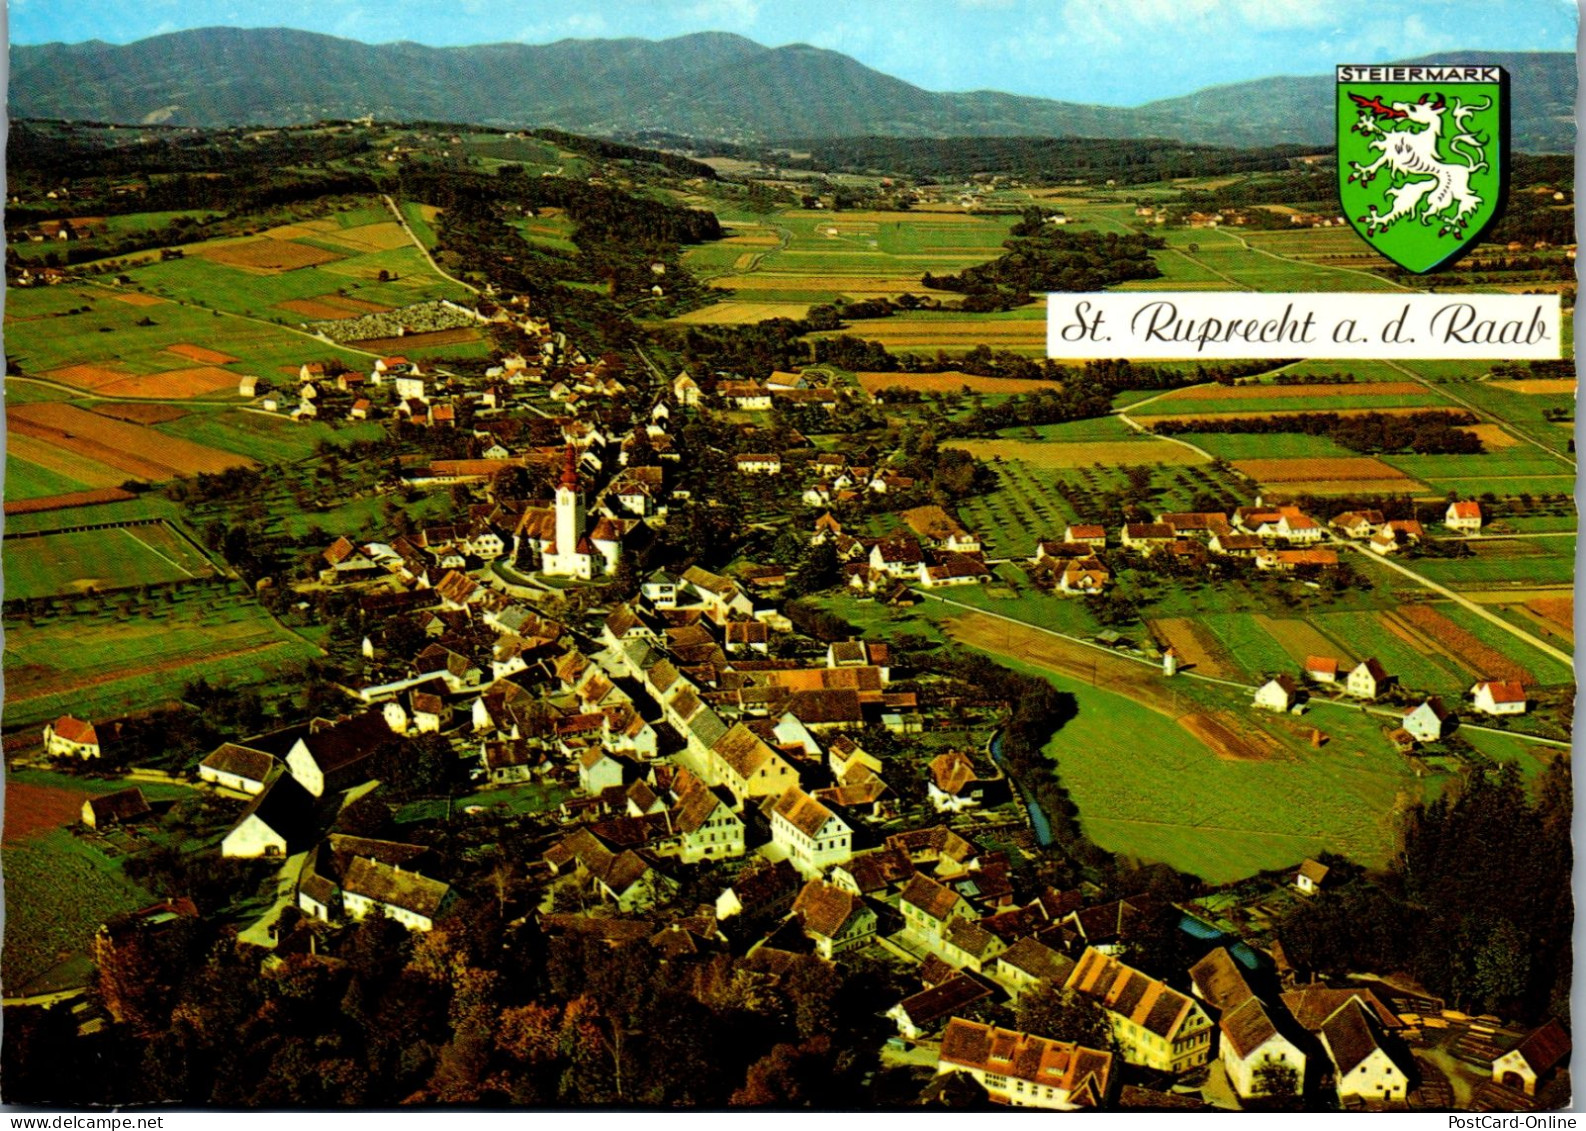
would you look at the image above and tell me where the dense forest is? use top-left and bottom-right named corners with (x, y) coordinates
top-left (1281, 762), bottom-right (1572, 1021)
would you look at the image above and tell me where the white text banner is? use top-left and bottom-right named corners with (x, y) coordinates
top-left (1046, 292), bottom-right (1562, 360)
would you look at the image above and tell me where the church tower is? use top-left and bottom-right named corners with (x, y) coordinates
top-left (555, 444), bottom-right (584, 559)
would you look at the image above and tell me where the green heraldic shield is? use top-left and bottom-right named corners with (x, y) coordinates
top-left (1337, 64), bottom-right (1505, 273)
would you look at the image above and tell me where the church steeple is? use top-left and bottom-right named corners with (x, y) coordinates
top-left (559, 443), bottom-right (580, 489)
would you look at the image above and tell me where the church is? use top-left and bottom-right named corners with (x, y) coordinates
top-left (515, 446), bottom-right (634, 579)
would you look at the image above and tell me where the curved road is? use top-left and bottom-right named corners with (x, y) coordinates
top-left (383, 194), bottom-right (479, 295)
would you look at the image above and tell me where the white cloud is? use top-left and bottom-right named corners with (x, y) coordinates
top-left (683, 0), bottom-right (762, 27)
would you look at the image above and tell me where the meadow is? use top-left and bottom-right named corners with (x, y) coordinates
top-left (3, 522), bottom-right (220, 601)
top-left (2, 591), bottom-right (322, 731)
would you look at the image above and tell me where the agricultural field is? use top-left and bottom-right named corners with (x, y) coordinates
top-left (1131, 381), bottom-right (1454, 416)
top-left (1399, 536), bottom-right (1577, 587)
top-left (942, 612), bottom-right (1432, 881)
top-left (2, 826), bottom-right (158, 995)
top-left (7, 402), bottom-right (254, 481)
top-left (2, 592), bottom-right (323, 731)
top-left (679, 206), bottom-right (1020, 332)
top-left (3, 522), bottom-right (220, 601)
top-left (856, 370), bottom-right (1063, 396)
top-left (1230, 455), bottom-right (1427, 496)
top-left (4, 283), bottom-right (372, 392)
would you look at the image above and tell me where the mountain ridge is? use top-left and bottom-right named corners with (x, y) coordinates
top-left (8, 29), bottom-right (1575, 152)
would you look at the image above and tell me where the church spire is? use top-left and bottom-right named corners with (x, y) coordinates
top-left (559, 443), bottom-right (580, 489)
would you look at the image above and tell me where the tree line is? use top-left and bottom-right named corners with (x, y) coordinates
top-left (1151, 410), bottom-right (1484, 455)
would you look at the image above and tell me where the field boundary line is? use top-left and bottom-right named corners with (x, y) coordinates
top-left (116, 525), bottom-right (197, 578)
top-left (385, 194), bottom-right (479, 294)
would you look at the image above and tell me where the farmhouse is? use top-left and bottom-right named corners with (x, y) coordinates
top-left (1492, 1019), bottom-right (1571, 1098)
top-left (1317, 998), bottom-right (1410, 1103)
top-left (1253, 675), bottom-right (1300, 712)
top-left (1120, 523), bottom-right (1176, 554)
top-left (1058, 560), bottom-right (1111, 594)
top-left (340, 856), bottom-right (453, 932)
top-left (1332, 510), bottom-right (1385, 539)
top-left (992, 937), bottom-right (1075, 1001)
top-left (1403, 697), bottom-right (1456, 743)
top-left (1188, 948), bottom-right (1305, 1100)
top-left (1065, 948), bottom-right (1213, 1073)
top-left (1304, 656), bottom-right (1339, 683)
top-left (1065, 524), bottom-right (1108, 547)
top-left (936, 1018), bottom-right (1113, 1110)
top-left (901, 872), bottom-right (974, 946)
top-left (199, 743), bottom-right (278, 794)
top-left (82, 788), bottom-right (151, 830)
top-left (1470, 680), bottom-right (1527, 716)
top-left (44, 715), bottom-right (102, 760)
top-left (735, 453), bottom-right (783, 475)
top-left (1445, 500), bottom-right (1484, 534)
top-left (1345, 658), bottom-right (1392, 700)
top-left (221, 774), bottom-right (317, 858)
top-left (1295, 858), bottom-right (1330, 896)
top-left (285, 712), bottom-right (391, 797)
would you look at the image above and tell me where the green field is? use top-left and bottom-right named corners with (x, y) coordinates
top-left (1402, 537), bottom-right (1577, 586)
top-left (4, 283), bottom-right (373, 385)
top-left (1309, 609), bottom-right (1474, 698)
top-left (1132, 388), bottom-right (1453, 416)
top-left (1175, 432), bottom-right (1361, 460)
top-left (1, 494), bottom-right (183, 536)
top-left (992, 651), bottom-right (1432, 882)
top-left (3, 523), bottom-right (219, 601)
top-left (4, 455), bottom-right (92, 500)
top-left (2, 827), bottom-right (158, 994)
top-left (154, 409), bottom-right (387, 463)
top-left (3, 593), bottom-right (322, 730)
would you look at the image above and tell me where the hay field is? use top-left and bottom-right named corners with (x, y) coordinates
top-left (671, 300), bottom-right (812, 324)
top-left (189, 237), bottom-right (344, 273)
top-left (857, 370), bottom-right (1062, 395)
top-left (951, 438), bottom-right (1208, 467)
top-left (164, 343), bottom-right (239, 365)
top-left (96, 366), bottom-right (238, 398)
top-left (1232, 456), bottom-right (1422, 483)
top-left (1491, 379), bottom-right (1577, 395)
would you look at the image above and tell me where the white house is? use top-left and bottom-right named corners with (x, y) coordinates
top-left (44, 716), bottom-right (102, 760)
top-left (771, 787), bottom-right (852, 877)
top-left (1491, 1019), bottom-right (1571, 1098)
top-left (1402, 697), bottom-right (1455, 743)
top-left (578, 748), bottom-right (625, 795)
top-left (221, 775), bottom-right (315, 859)
top-left (198, 743), bottom-right (277, 795)
top-left (1319, 998), bottom-right (1409, 1103)
top-left (1345, 658), bottom-right (1391, 700)
top-left (340, 856), bottom-right (452, 932)
top-left (1470, 680), bottom-right (1527, 716)
top-left (1189, 948), bottom-right (1305, 1100)
top-left (1445, 500), bottom-right (1483, 534)
top-left (1295, 858), bottom-right (1330, 896)
top-left (1253, 675), bottom-right (1300, 712)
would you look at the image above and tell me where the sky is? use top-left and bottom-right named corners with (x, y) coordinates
top-left (6, 0), bottom-right (1580, 106)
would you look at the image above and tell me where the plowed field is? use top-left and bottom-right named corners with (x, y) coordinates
top-left (7, 403), bottom-right (253, 478)
top-left (1146, 617), bottom-right (1240, 678)
top-left (91, 403), bottom-right (188, 425)
top-left (191, 238), bottom-right (343, 272)
top-left (1396, 605), bottom-right (1536, 684)
top-left (96, 366), bottom-right (238, 398)
top-left (164, 343), bottom-right (239, 365)
top-left (1232, 457), bottom-right (1418, 483)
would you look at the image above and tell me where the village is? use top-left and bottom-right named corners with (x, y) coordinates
top-left (17, 288), bottom-right (1570, 1113)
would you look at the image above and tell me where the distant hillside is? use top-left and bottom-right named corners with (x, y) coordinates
top-left (9, 29), bottom-right (1575, 152)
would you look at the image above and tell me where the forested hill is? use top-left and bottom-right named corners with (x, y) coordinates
top-left (9, 29), bottom-right (1575, 152)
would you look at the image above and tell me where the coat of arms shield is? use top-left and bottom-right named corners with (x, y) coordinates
top-left (1336, 64), bottom-right (1506, 273)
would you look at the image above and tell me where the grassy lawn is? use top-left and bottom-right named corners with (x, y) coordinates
top-left (1403, 539), bottom-right (1577, 587)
